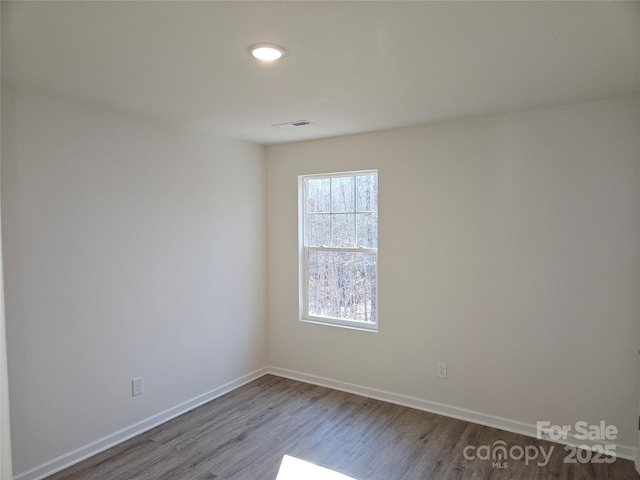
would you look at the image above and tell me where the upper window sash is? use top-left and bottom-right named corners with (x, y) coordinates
top-left (303, 171), bottom-right (378, 249)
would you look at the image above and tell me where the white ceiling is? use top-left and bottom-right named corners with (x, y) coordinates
top-left (2, 1), bottom-right (639, 145)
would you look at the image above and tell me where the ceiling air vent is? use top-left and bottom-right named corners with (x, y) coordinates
top-left (272, 120), bottom-right (314, 129)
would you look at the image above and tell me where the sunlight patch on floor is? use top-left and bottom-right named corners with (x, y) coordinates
top-left (276, 455), bottom-right (357, 480)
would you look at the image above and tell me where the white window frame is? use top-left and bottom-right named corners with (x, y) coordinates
top-left (298, 170), bottom-right (378, 332)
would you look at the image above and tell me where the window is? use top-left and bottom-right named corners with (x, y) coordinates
top-left (300, 170), bottom-right (378, 331)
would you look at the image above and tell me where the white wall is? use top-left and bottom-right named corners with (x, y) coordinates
top-left (266, 96), bottom-right (640, 450)
top-left (1, 86), bottom-right (267, 476)
top-left (0, 259), bottom-right (11, 480)
top-left (1, 11), bottom-right (14, 472)
top-left (0, 186), bottom-right (12, 480)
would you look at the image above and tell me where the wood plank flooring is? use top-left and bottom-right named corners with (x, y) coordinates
top-left (46, 375), bottom-right (639, 480)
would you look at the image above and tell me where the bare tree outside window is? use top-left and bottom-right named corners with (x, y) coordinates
top-left (301, 171), bottom-right (378, 330)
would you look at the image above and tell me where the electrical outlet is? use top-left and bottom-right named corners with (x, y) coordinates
top-left (437, 362), bottom-right (447, 379)
top-left (132, 377), bottom-right (144, 396)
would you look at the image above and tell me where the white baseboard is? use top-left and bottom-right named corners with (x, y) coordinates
top-left (14, 367), bottom-right (269, 480)
top-left (266, 366), bottom-right (638, 462)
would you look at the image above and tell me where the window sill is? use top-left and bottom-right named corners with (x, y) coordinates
top-left (300, 318), bottom-right (378, 333)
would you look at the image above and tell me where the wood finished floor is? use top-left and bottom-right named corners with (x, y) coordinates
top-left (47, 375), bottom-right (639, 480)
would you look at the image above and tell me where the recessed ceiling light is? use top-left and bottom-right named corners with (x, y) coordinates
top-left (249, 44), bottom-right (286, 62)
